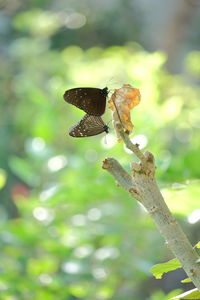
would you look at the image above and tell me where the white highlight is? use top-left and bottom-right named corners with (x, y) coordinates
top-left (131, 135), bottom-right (148, 149)
top-left (64, 13), bottom-right (86, 29)
top-left (101, 133), bottom-right (116, 149)
top-left (47, 155), bottom-right (68, 172)
top-left (188, 209), bottom-right (200, 224)
top-left (62, 261), bottom-right (81, 274)
top-left (94, 247), bottom-right (120, 260)
top-left (25, 137), bottom-right (46, 155)
top-left (74, 245), bottom-right (93, 258)
top-left (87, 208), bottom-right (102, 221)
top-left (92, 267), bottom-right (107, 280)
top-left (32, 137), bottom-right (45, 151)
top-left (124, 134), bottom-right (148, 154)
top-left (33, 207), bottom-right (54, 223)
top-left (40, 185), bottom-right (58, 201)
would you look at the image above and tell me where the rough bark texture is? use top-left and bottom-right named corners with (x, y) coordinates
top-left (103, 127), bottom-right (200, 290)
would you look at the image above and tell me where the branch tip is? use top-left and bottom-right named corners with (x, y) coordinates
top-left (144, 151), bottom-right (154, 163)
top-left (102, 158), bottom-right (110, 170)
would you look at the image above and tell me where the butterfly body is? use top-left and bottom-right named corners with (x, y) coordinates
top-left (69, 114), bottom-right (109, 137)
top-left (63, 87), bottom-right (108, 116)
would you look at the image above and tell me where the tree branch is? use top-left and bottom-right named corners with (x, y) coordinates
top-left (102, 157), bottom-right (141, 201)
top-left (103, 121), bottom-right (200, 290)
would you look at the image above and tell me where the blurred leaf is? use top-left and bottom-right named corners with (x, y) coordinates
top-left (28, 257), bottom-right (58, 276)
top-left (9, 156), bottom-right (39, 186)
top-left (181, 277), bottom-right (192, 283)
top-left (69, 284), bottom-right (88, 298)
top-left (162, 181), bottom-right (200, 216)
top-left (13, 10), bottom-right (61, 36)
top-left (0, 169), bottom-right (7, 189)
top-left (150, 259), bottom-right (182, 279)
top-left (150, 289), bottom-right (182, 300)
top-left (195, 241), bottom-right (200, 248)
top-left (185, 51), bottom-right (200, 77)
top-left (171, 288), bottom-right (200, 300)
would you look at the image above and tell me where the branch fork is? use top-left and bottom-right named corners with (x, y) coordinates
top-left (103, 87), bottom-right (200, 290)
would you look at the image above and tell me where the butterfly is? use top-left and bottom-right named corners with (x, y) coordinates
top-left (69, 114), bottom-right (109, 137)
top-left (63, 87), bottom-right (108, 116)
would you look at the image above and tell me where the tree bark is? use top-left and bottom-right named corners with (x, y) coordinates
top-left (103, 125), bottom-right (200, 289)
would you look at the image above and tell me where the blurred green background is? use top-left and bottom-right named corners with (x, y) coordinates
top-left (0, 0), bottom-right (200, 299)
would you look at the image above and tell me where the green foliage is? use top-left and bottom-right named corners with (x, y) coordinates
top-left (150, 289), bottom-right (182, 300)
top-left (150, 259), bottom-right (182, 279)
top-left (0, 169), bottom-right (7, 190)
top-left (1, 3), bottom-right (200, 298)
top-left (172, 288), bottom-right (200, 300)
top-left (181, 278), bottom-right (192, 283)
top-left (195, 241), bottom-right (200, 248)
top-left (162, 181), bottom-right (200, 217)
top-left (13, 10), bottom-right (61, 37)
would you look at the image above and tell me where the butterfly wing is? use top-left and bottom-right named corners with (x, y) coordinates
top-left (63, 87), bottom-right (108, 116)
top-left (69, 114), bottom-right (108, 137)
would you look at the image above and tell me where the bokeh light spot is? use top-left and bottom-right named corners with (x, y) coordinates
top-left (124, 134), bottom-right (148, 153)
top-left (62, 261), bottom-right (81, 274)
top-left (101, 133), bottom-right (116, 149)
top-left (40, 185), bottom-right (58, 201)
top-left (87, 208), bottom-right (102, 221)
top-left (188, 209), bottom-right (200, 224)
top-left (74, 245), bottom-right (93, 258)
top-left (71, 214), bottom-right (86, 226)
top-left (64, 13), bottom-right (86, 29)
top-left (33, 207), bottom-right (54, 223)
top-left (94, 247), bottom-right (120, 260)
top-left (38, 274), bottom-right (52, 285)
top-left (92, 267), bottom-right (107, 280)
top-left (47, 155), bottom-right (68, 172)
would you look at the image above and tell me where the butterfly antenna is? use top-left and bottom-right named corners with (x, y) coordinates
top-left (106, 119), bottom-right (113, 127)
top-left (104, 76), bottom-right (122, 88)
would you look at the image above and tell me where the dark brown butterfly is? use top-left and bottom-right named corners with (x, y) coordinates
top-left (63, 87), bottom-right (108, 116)
top-left (69, 114), bottom-right (109, 137)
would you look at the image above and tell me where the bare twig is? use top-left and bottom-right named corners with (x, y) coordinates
top-left (102, 158), bottom-right (141, 201)
top-left (116, 122), bottom-right (146, 163)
